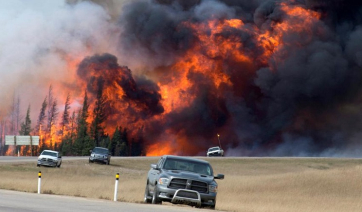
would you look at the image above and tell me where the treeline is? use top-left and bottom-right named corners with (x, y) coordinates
top-left (0, 85), bottom-right (144, 156)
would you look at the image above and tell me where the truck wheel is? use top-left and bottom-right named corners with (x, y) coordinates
top-left (57, 163), bottom-right (61, 168)
top-left (144, 182), bottom-right (151, 203)
top-left (152, 186), bottom-right (162, 204)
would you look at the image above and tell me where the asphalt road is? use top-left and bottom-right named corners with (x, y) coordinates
top-left (0, 189), bottom-right (217, 212)
top-left (0, 156), bottom-right (158, 163)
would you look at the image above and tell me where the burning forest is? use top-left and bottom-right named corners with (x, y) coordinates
top-left (1, 0), bottom-right (362, 157)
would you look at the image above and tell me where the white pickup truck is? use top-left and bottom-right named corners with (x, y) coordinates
top-left (207, 146), bottom-right (224, 157)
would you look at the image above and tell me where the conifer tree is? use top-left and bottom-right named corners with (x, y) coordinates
top-left (46, 85), bottom-right (54, 132)
top-left (19, 105), bottom-right (31, 135)
top-left (35, 97), bottom-right (48, 153)
top-left (60, 93), bottom-right (71, 137)
top-left (109, 127), bottom-right (120, 156)
top-left (49, 99), bottom-right (58, 149)
top-left (90, 79), bottom-right (107, 147)
top-left (35, 97), bottom-right (47, 134)
top-left (74, 91), bottom-right (92, 155)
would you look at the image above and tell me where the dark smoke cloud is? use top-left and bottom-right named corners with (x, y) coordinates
top-left (116, 0), bottom-right (362, 157)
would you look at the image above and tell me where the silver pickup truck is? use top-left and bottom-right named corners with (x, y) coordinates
top-left (207, 146), bottom-right (224, 157)
top-left (144, 155), bottom-right (224, 209)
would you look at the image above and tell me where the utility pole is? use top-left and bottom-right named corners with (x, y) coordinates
top-left (217, 134), bottom-right (222, 149)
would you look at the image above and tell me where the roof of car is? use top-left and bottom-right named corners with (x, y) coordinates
top-left (42, 150), bottom-right (59, 153)
top-left (162, 155), bottom-right (210, 164)
top-left (94, 147), bottom-right (108, 150)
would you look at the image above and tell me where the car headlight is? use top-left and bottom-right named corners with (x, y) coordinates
top-left (159, 178), bottom-right (170, 185)
top-left (209, 185), bottom-right (218, 193)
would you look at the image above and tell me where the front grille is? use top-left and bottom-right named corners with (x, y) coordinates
top-left (41, 158), bottom-right (53, 162)
top-left (191, 181), bottom-right (208, 193)
top-left (169, 178), bottom-right (208, 193)
top-left (169, 178), bottom-right (187, 189)
top-left (176, 190), bottom-right (198, 199)
top-left (209, 152), bottom-right (220, 156)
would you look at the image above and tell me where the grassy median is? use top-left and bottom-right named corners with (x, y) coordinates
top-left (0, 157), bottom-right (362, 212)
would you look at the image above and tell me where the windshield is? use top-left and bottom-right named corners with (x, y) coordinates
top-left (209, 147), bottom-right (219, 151)
top-left (163, 158), bottom-right (213, 176)
top-left (92, 148), bottom-right (109, 154)
top-left (41, 151), bottom-right (57, 157)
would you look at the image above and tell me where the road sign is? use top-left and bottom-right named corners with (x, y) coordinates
top-left (5, 136), bottom-right (39, 145)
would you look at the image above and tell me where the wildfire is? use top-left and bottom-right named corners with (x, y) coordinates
top-left (3, 1), bottom-right (326, 157)
top-left (146, 142), bottom-right (174, 156)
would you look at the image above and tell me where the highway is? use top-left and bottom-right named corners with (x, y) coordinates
top-left (0, 189), bottom-right (216, 212)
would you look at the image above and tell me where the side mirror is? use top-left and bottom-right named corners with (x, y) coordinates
top-left (214, 174), bottom-right (224, 180)
top-left (151, 164), bottom-right (158, 169)
top-left (58, 156), bottom-right (62, 159)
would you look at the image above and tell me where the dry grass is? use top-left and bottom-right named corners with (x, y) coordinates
top-left (1, 157), bottom-right (362, 212)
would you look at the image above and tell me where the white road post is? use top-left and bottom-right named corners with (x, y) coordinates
top-left (114, 173), bottom-right (119, 201)
top-left (38, 171), bottom-right (41, 194)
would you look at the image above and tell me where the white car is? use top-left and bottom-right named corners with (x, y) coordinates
top-left (37, 150), bottom-right (62, 168)
top-left (207, 146), bottom-right (224, 157)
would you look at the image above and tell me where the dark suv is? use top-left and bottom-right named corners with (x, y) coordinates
top-left (144, 155), bottom-right (224, 209)
top-left (89, 147), bottom-right (111, 165)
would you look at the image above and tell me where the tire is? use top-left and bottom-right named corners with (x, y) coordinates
top-left (37, 164), bottom-right (40, 167)
top-left (57, 163), bottom-right (61, 168)
top-left (144, 182), bottom-right (151, 203)
top-left (152, 185), bottom-right (162, 204)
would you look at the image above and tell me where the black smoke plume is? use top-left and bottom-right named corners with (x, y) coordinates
top-left (115, 0), bottom-right (362, 156)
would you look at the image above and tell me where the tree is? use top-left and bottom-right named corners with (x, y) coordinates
top-left (35, 97), bottom-right (47, 134)
top-left (90, 78), bottom-right (107, 147)
top-left (19, 105), bottom-right (31, 135)
top-left (74, 91), bottom-right (92, 156)
top-left (35, 97), bottom-right (48, 154)
top-left (9, 95), bottom-right (21, 135)
top-left (0, 117), bottom-right (5, 155)
top-left (61, 111), bottom-right (77, 156)
top-left (19, 105), bottom-right (32, 156)
top-left (46, 85), bottom-right (54, 132)
top-left (109, 127), bottom-right (120, 156)
top-left (48, 99), bottom-right (59, 149)
top-left (60, 93), bottom-right (71, 137)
